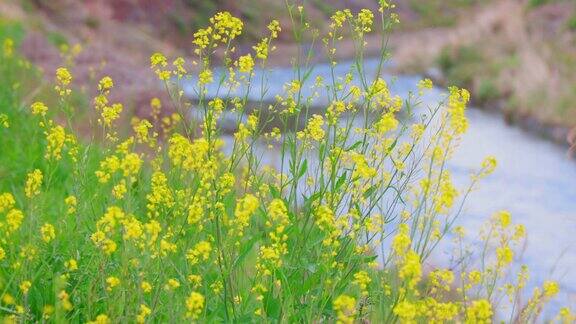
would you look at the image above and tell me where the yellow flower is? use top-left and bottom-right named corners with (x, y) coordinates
top-left (122, 216), bottom-right (143, 240)
top-left (121, 152), bottom-right (142, 178)
top-left (466, 299), bottom-right (493, 323)
top-left (165, 278), bottom-right (180, 290)
top-left (19, 281), bottom-right (32, 294)
top-left (238, 54), bottom-right (254, 73)
top-left (0, 192), bottom-right (15, 213)
top-left (0, 113), bottom-right (8, 128)
top-left (150, 53), bottom-right (167, 68)
top-left (356, 8), bottom-right (374, 33)
top-left (198, 69), bottom-right (213, 85)
top-left (112, 180), bottom-right (127, 200)
top-left (447, 86), bottom-right (469, 135)
top-left (100, 103), bottom-right (123, 127)
top-left (543, 281), bottom-right (559, 297)
top-left (399, 251), bottom-right (422, 289)
top-left (417, 78), bottom-right (433, 95)
top-left (150, 97), bottom-right (162, 119)
top-left (352, 271), bottom-right (371, 296)
top-left (374, 112), bottom-right (398, 135)
top-left (186, 241), bottom-right (212, 265)
top-left (65, 258), bottom-right (78, 271)
top-left (0, 247), bottom-right (5, 260)
top-left (106, 276), bottom-right (120, 291)
top-left (58, 290), bottom-right (73, 311)
top-left (43, 305), bottom-right (55, 320)
top-left (253, 38), bottom-right (270, 60)
top-left (210, 11), bottom-right (243, 42)
top-left (87, 314), bottom-right (110, 324)
top-left (267, 20), bottom-right (281, 39)
top-left (65, 195), bottom-right (77, 214)
top-left (185, 292), bottom-right (205, 319)
top-left (230, 194), bottom-right (259, 238)
top-left (25, 169), bottom-right (43, 198)
top-left (477, 155), bottom-right (498, 178)
top-left (31, 101), bottom-right (48, 116)
top-left (556, 307), bottom-right (575, 323)
top-left (141, 281), bottom-right (152, 293)
top-left (136, 304), bottom-right (152, 324)
top-left (173, 57), bottom-right (187, 77)
top-left (393, 301), bottom-right (417, 323)
top-left (55, 67), bottom-right (73, 96)
top-left (333, 294), bottom-right (356, 324)
top-left (411, 123), bottom-right (425, 141)
top-left (496, 245), bottom-right (513, 267)
top-left (188, 275), bottom-right (202, 287)
top-left (98, 76), bottom-right (114, 92)
top-left (494, 210), bottom-right (511, 228)
top-left (147, 171), bottom-right (175, 217)
top-left (6, 208), bottom-right (24, 232)
top-left (187, 202), bottom-right (204, 226)
top-left (45, 125), bottom-right (66, 160)
top-left (3, 38), bottom-right (13, 57)
top-left (40, 223), bottom-right (56, 243)
top-left (326, 100), bottom-right (347, 125)
top-left (349, 152), bottom-right (376, 180)
top-left (297, 114), bottom-right (325, 142)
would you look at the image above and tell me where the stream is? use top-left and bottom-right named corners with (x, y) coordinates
top-left (183, 58), bottom-right (576, 314)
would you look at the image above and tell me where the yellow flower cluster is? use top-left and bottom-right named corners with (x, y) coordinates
top-left (186, 292), bottom-right (205, 319)
top-left (40, 223), bottom-right (56, 243)
top-left (0, 5), bottom-right (568, 323)
top-left (3, 38), bottom-right (14, 58)
top-left (237, 54), bottom-right (255, 73)
top-left (230, 194), bottom-right (259, 239)
top-left (255, 199), bottom-right (290, 276)
top-left (55, 67), bottom-right (72, 96)
top-left (333, 294), bottom-right (356, 324)
top-left (297, 114), bottom-right (325, 143)
top-left (25, 169), bottom-right (43, 198)
top-left (447, 86), bottom-right (470, 135)
top-left (31, 101), bottom-right (48, 116)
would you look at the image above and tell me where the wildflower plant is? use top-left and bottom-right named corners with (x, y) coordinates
top-left (0, 2), bottom-right (571, 323)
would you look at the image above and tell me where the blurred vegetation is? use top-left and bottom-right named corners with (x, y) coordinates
top-left (407, 0), bottom-right (479, 28)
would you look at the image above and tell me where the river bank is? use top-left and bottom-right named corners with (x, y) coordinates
top-left (385, 0), bottom-right (576, 148)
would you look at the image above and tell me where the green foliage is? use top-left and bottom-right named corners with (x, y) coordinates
top-left (0, 4), bottom-right (570, 323)
top-left (477, 78), bottom-right (500, 104)
top-left (408, 0), bottom-right (478, 28)
top-left (437, 45), bottom-right (483, 88)
top-left (46, 31), bottom-right (68, 48)
top-left (0, 20), bottom-right (24, 45)
top-left (528, 0), bottom-right (549, 8)
top-left (567, 14), bottom-right (576, 31)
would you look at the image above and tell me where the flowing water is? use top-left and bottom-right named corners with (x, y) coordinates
top-left (184, 58), bottom-right (576, 314)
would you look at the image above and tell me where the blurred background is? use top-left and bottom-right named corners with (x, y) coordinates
top-left (1, 0), bottom-right (575, 143)
top-left (1, 0), bottom-right (576, 311)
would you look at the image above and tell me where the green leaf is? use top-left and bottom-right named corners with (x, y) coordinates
top-left (298, 159), bottom-right (308, 179)
top-left (346, 140), bottom-right (363, 151)
top-left (335, 172), bottom-right (347, 190)
top-left (270, 185), bottom-right (280, 198)
top-left (264, 292), bottom-right (281, 319)
top-left (232, 236), bottom-right (258, 268)
top-left (363, 185), bottom-right (377, 198)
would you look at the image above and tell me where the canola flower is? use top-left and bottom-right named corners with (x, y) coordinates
top-left (0, 4), bottom-right (569, 323)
